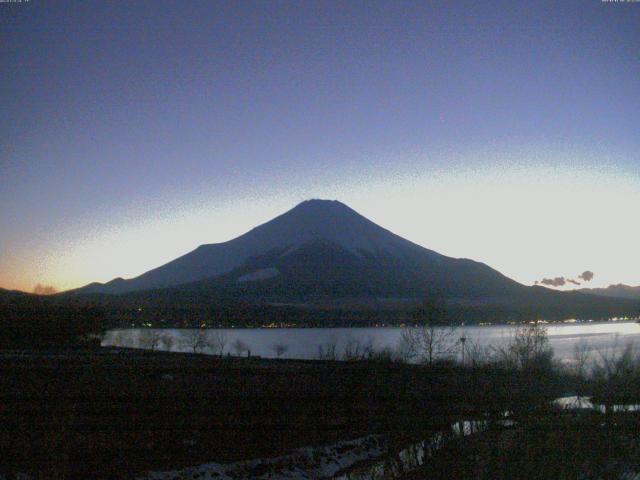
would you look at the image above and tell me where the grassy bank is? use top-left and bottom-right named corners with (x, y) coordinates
top-left (0, 348), bottom-right (565, 479)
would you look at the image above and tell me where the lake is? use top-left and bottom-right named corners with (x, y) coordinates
top-left (102, 321), bottom-right (640, 365)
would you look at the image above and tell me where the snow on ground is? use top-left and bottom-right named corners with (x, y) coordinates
top-left (554, 395), bottom-right (640, 413)
top-left (136, 435), bottom-right (384, 480)
top-left (138, 411), bottom-right (515, 480)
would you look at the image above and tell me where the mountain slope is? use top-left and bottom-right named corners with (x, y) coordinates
top-left (578, 284), bottom-right (640, 300)
top-left (72, 199), bottom-right (523, 297)
top-left (197, 238), bottom-right (523, 300)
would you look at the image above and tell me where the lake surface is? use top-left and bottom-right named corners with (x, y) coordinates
top-left (102, 321), bottom-right (640, 365)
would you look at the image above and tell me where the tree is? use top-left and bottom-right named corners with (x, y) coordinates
top-left (182, 328), bottom-right (210, 354)
top-left (0, 300), bottom-right (106, 350)
top-left (317, 340), bottom-right (338, 360)
top-left (463, 338), bottom-right (495, 367)
top-left (342, 337), bottom-right (375, 361)
top-left (571, 340), bottom-right (591, 378)
top-left (495, 323), bottom-right (554, 371)
top-left (398, 298), bottom-right (457, 364)
top-left (272, 343), bottom-right (289, 358)
top-left (592, 342), bottom-right (640, 404)
top-left (160, 334), bottom-right (174, 352)
top-left (232, 338), bottom-right (250, 356)
top-left (209, 330), bottom-right (228, 356)
top-left (139, 329), bottom-right (161, 351)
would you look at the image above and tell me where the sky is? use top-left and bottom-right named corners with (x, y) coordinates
top-left (1, 0), bottom-right (639, 293)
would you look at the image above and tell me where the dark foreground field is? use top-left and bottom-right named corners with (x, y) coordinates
top-left (0, 348), bottom-right (564, 479)
top-left (403, 408), bottom-right (640, 480)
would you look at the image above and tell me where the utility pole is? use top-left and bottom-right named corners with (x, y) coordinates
top-left (460, 334), bottom-right (467, 366)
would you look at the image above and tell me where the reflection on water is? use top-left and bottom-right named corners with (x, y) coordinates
top-left (103, 321), bottom-right (640, 365)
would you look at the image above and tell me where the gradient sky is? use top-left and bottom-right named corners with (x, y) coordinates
top-left (1, 0), bottom-right (639, 293)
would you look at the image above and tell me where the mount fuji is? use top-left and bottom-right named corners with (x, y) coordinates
top-left (74, 199), bottom-right (523, 299)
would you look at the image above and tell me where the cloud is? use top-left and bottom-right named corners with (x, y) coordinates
top-left (537, 270), bottom-right (595, 288)
top-left (578, 270), bottom-right (594, 282)
top-left (33, 284), bottom-right (57, 295)
top-left (540, 277), bottom-right (566, 287)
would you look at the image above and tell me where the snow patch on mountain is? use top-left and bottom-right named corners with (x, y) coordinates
top-left (237, 267), bottom-right (280, 283)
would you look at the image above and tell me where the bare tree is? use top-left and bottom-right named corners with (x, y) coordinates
top-left (593, 342), bottom-right (640, 383)
top-left (589, 342), bottom-right (640, 412)
top-left (160, 334), bottom-right (175, 352)
top-left (342, 336), bottom-right (375, 360)
top-left (398, 298), bottom-right (457, 364)
top-left (182, 328), bottom-right (211, 354)
top-left (139, 329), bottom-right (161, 351)
top-left (368, 345), bottom-right (398, 363)
top-left (317, 340), bottom-right (338, 360)
top-left (232, 338), bottom-right (250, 356)
top-left (494, 323), bottom-right (553, 370)
top-left (272, 343), bottom-right (289, 358)
top-left (399, 325), bottom-right (458, 364)
top-left (209, 330), bottom-right (228, 356)
top-left (112, 330), bottom-right (132, 348)
top-left (571, 339), bottom-right (592, 377)
top-left (463, 338), bottom-right (495, 367)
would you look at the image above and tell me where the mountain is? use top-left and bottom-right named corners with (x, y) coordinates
top-left (62, 199), bottom-right (640, 323)
top-left (72, 199), bottom-right (524, 298)
top-left (578, 284), bottom-right (640, 300)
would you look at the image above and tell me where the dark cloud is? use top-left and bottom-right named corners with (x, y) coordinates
top-left (537, 270), bottom-right (595, 288)
top-left (34, 284), bottom-right (57, 295)
top-left (578, 270), bottom-right (594, 282)
top-left (540, 277), bottom-right (566, 287)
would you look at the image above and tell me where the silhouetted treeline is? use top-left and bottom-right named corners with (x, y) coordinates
top-left (4, 282), bottom-right (639, 334)
top-left (0, 291), bottom-right (105, 349)
top-left (94, 290), bottom-right (640, 328)
top-left (62, 273), bottom-right (640, 327)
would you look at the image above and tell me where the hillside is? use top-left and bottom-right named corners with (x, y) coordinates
top-left (578, 284), bottom-right (640, 300)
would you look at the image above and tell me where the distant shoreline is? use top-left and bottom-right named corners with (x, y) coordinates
top-left (109, 317), bottom-right (640, 330)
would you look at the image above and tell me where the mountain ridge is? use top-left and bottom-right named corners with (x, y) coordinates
top-left (578, 284), bottom-right (640, 300)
